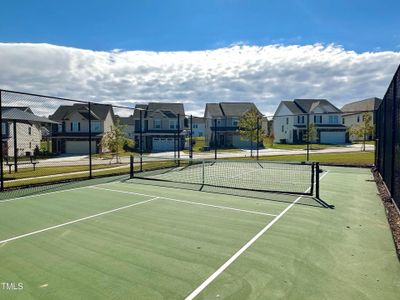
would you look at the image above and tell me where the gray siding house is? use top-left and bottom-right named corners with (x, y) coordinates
top-left (204, 102), bottom-right (265, 149)
top-left (49, 103), bottom-right (115, 154)
top-left (133, 103), bottom-right (186, 152)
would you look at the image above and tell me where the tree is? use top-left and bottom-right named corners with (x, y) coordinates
top-left (348, 112), bottom-right (374, 151)
top-left (305, 123), bottom-right (317, 143)
top-left (238, 108), bottom-right (264, 157)
top-left (100, 122), bottom-right (134, 163)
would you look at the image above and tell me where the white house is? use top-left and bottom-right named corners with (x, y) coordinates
top-left (341, 97), bottom-right (382, 141)
top-left (273, 99), bottom-right (346, 144)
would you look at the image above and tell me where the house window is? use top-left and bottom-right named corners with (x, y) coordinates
top-left (297, 116), bottom-right (305, 124)
top-left (314, 115), bottom-right (322, 124)
top-left (71, 122), bottom-right (80, 132)
top-left (153, 119), bottom-right (161, 129)
top-left (91, 121), bottom-right (101, 132)
top-left (193, 124), bottom-right (198, 129)
top-left (232, 118), bottom-right (239, 126)
top-left (328, 116), bottom-right (339, 124)
top-left (357, 115), bottom-right (360, 123)
top-left (28, 127), bottom-right (32, 135)
top-left (169, 120), bottom-right (178, 129)
top-left (286, 118), bottom-right (289, 125)
top-left (281, 125), bottom-right (284, 132)
top-left (342, 118), bottom-right (345, 124)
top-left (1, 122), bottom-right (7, 135)
top-left (58, 124), bottom-right (62, 132)
top-left (29, 142), bottom-right (31, 148)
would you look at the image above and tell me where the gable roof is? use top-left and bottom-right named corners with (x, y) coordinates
top-left (116, 115), bottom-right (134, 125)
top-left (293, 99), bottom-right (342, 113)
top-left (205, 102), bottom-right (261, 117)
top-left (133, 103), bottom-right (185, 118)
top-left (49, 103), bottom-right (114, 121)
top-left (341, 97), bottom-right (382, 113)
top-left (2, 107), bottom-right (58, 124)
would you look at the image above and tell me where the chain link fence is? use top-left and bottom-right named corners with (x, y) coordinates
top-left (375, 65), bottom-right (400, 208)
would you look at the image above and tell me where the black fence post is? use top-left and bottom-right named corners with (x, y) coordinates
top-left (316, 162), bottom-right (320, 199)
top-left (130, 155), bottom-right (134, 178)
top-left (306, 113), bottom-right (310, 161)
top-left (391, 73), bottom-right (397, 194)
top-left (214, 118), bottom-right (217, 160)
top-left (13, 120), bottom-right (17, 173)
top-left (177, 113), bottom-right (180, 166)
top-left (0, 90), bottom-right (3, 191)
top-left (189, 115), bottom-right (193, 159)
top-left (310, 162), bottom-right (315, 196)
top-left (139, 110), bottom-right (143, 172)
top-left (256, 117), bottom-right (260, 160)
top-left (88, 102), bottom-right (93, 179)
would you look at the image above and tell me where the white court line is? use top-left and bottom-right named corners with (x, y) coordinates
top-left (89, 186), bottom-right (278, 217)
top-left (0, 181), bottom-right (120, 204)
top-left (185, 170), bottom-right (330, 300)
top-left (0, 197), bottom-right (158, 245)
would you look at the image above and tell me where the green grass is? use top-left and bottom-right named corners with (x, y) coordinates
top-left (183, 137), bottom-right (244, 153)
top-left (265, 143), bottom-right (345, 150)
top-left (0, 168), bottom-right (399, 299)
top-left (226, 151), bottom-right (375, 166)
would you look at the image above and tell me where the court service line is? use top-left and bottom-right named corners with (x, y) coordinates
top-left (0, 197), bottom-right (158, 245)
top-left (89, 186), bottom-right (278, 217)
top-left (185, 170), bottom-right (329, 300)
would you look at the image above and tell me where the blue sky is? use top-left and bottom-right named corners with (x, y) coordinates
top-left (1, 0), bottom-right (399, 52)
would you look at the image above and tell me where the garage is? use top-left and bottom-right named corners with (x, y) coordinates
top-left (320, 131), bottom-right (346, 144)
top-left (65, 141), bottom-right (97, 154)
top-left (152, 137), bottom-right (175, 152)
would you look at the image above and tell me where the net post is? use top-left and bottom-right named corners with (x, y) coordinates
top-left (130, 155), bottom-right (134, 178)
top-left (256, 116), bottom-right (260, 160)
top-left (310, 162), bottom-right (315, 196)
top-left (202, 159), bottom-right (205, 186)
top-left (88, 102), bottom-right (93, 179)
top-left (315, 162), bottom-right (320, 199)
top-left (0, 90), bottom-right (3, 191)
top-left (139, 110), bottom-right (143, 172)
top-left (306, 113), bottom-right (310, 161)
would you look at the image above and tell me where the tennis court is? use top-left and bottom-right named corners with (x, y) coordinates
top-left (0, 163), bottom-right (399, 299)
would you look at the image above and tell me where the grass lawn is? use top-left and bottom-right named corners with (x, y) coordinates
top-left (226, 151), bottom-right (375, 166)
top-left (265, 143), bottom-right (346, 150)
top-left (183, 137), bottom-right (244, 153)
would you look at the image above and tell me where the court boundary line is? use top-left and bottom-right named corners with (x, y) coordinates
top-left (185, 170), bottom-right (329, 300)
top-left (0, 197), bottom-right (158, 245)
top-left (0, 181), bottom-right (120, 204)
top-left (89, 186), bottom-right (278, 217)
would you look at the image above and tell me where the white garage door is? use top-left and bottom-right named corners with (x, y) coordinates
top-left (152, 138), bottom-right (175, 152)
top-left (65, 141), bottom-right (97, 154)
top-left (320, 131), bottom-right (346, 144)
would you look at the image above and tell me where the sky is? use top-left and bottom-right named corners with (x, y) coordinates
top-left (0, 0), bottom-right (400, 116)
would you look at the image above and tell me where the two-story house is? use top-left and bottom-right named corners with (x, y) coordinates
top-left (341, 97), bottom-right (382, 141)
top-left (273, 99), bottom-right (346, 144)
top-left (1, 106), bottom-right (55, 157)
top-left (204, 102), bottom-right (265, 148)
top-left (49, 103), bottom-right (115, 154)
top-left (133, 103), bottom-right (186, 152)
top-left (116, 115), bottom-right (135, 139)
top-left (191, 117), bottom-right (205, 137)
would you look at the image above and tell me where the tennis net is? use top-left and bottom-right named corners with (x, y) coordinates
top-left (129, 157), bottom-right (319, 197)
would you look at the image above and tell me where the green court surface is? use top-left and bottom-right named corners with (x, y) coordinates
top-left (0, 167), bottom-right (399, 299)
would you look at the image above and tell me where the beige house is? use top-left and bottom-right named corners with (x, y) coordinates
top-left (133, 103), bottom-right (186, 152)
top-left (341, 97), bottom-right (382, 141)
top-left (49, 103), bottom-right (115, 154)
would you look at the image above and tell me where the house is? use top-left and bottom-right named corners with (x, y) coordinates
top-left (133, 103), bottom-right (186, 152)
top-left (1, 106), bottom-right (56, 157)
top-left (116, 115), bottom-right (135, 139)
top-left (204, 102), bottom-right (265, 149)
top-left (191, 117), bottom-right (205, 137)
top-left (273, 99), bottom-right (346, 144)
top-left (341, 97), bottom-right (382, 141)
top-left (49, 103), bottom-right (115, 154)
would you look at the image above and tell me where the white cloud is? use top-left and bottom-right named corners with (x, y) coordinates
top-left (0, 42), bottom-right (399, 117)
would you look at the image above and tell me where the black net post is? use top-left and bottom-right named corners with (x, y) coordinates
top-left (0, 90), bottom-right (3, 191)
top-left (130, 155), bottom-right (134, 178)
top-left (214, 118), bottom-right (217, 160)
top-left (13, 120), bottom-right (17, 173)
top-left (315, 162), bottom-right (320, 199)
top-left (189, 115), bottom-right (193, 159)
top-left (88, 102), bottom-right (93, 179)
top-left (306, 113), bottom-right (310, 161)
